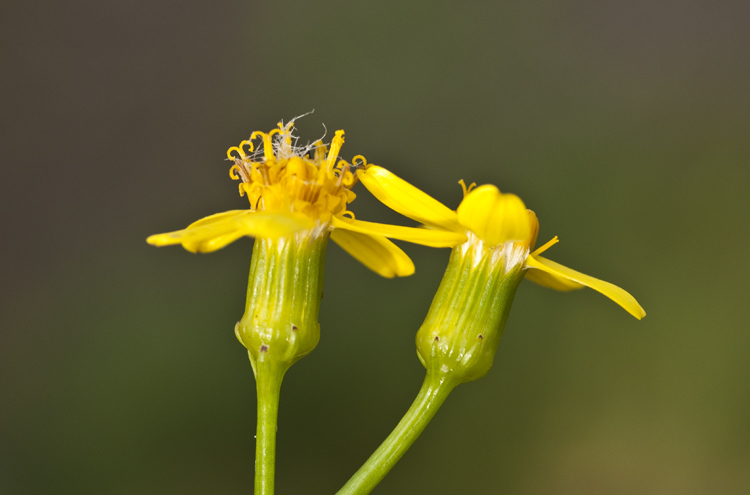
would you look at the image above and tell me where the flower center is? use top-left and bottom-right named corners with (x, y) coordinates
top-left (227, 122), bottom-right (364, 224)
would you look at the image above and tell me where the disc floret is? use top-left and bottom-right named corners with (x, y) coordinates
top-left (227, 121), bottom-right (363, 225)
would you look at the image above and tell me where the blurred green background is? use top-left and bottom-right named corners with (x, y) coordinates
top-left (2, 1), bottom-right (749, 493)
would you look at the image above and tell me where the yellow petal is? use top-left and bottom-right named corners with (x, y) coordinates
top-left (332, 216), bottom-right (466, 248)
top-left (524, 266), bottom-right (584, 291)
top-left (147, 212), bottom-right (245, 252)
top-left (193, 231), bottom-right (246, 253)
top-left (147, 210), bottom-right (314, 253)
top-left (356, 166), bottom-right (461, 231)
top-left (457, 184), bottom-right (531, 246)
top-left (525, 255), bottom-right (646, 319)
top-left (330, 229), bottom-right (415, 278)
top-left (527, 209), bottom-right (540, 250)
top-left (186, 209), bottom-right (247, 229)
top-left (234, 211), bottom-right (315, 238)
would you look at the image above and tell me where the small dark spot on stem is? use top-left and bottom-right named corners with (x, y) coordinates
top-left (434, 336), bottom-right (439, 342)
top-left (292, 325), bottom-right (297, 331)
top-left (260, 345), bottom-right (268, 352)
top-left (478, 335), bottom-right (483, 340)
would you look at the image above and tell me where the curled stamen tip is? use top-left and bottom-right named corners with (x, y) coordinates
top-left (227, 146), bottom-right (244, 160)
top-left (351, 154), bottom-right (367, 169)
top-left (239, 139), bottom-right (254, 153)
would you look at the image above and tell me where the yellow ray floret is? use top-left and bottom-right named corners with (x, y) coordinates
top-left (330, 229), bottom-right (415, 278)
top-left (146, 210), bottom-right (314, 253)
top-left (331, 216), bottom-right (467, 248)
top-left (356, 165), bottom-right (461, 231)
top-left (525, 255), bottom-right (645, 319)
top-left (355, 165), bottom-right (645, 318)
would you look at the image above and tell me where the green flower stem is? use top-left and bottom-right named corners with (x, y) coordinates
top-left (336, 371), bottom-right (457, 495)
top-left (254, 359), bottom-right (285, 495)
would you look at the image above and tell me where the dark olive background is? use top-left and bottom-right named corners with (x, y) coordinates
top-left (2, 1), bottom-right (749, 494)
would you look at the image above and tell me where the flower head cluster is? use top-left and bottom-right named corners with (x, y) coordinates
top-left (147, 118), bottom-right (645, 318)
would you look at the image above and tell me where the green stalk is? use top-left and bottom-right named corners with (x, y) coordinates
top-left (336, 371), bottom-right (457, 495)
top-left (254, 360), bottom-right (285, 495)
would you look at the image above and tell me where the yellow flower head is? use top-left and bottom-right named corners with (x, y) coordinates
top-left (355, 165), bottom-right (646, 319)
top-left (147, 119), bottom-right (455, 278)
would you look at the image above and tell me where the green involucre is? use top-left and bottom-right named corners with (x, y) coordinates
top-left (235, 231), bottom-right (329, 374)
top-left (417, 241), bottom-right (525, 383)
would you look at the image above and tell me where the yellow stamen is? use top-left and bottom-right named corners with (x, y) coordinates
top-left (531, 236), bottom-right (559, 257)
top-left (458, 179), bottom-right (477, 198)
top-left (229, 164), bottom-right (241, 180)
top-left (325, 130), bottom-right (345, 172)
top-left (341, 210), bottom-right (356, 220)
top-left (262, 130), bottom-right (278, 162)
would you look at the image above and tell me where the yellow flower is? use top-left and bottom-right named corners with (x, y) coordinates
top-left (146, 119), bottom-right (462, 278)
top-left (353, 165), bottom-right (646, 319)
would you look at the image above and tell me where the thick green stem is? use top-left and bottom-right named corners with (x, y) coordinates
top-left (254, 360), bottom-right (285, 495)
top-left (336, 371), bottom-right (457, 495)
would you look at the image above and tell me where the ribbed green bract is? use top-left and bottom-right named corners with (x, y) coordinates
top-left (416, 241), bottom-right (524, 383)
top-left (235, 231), bottom-right (329, 375)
